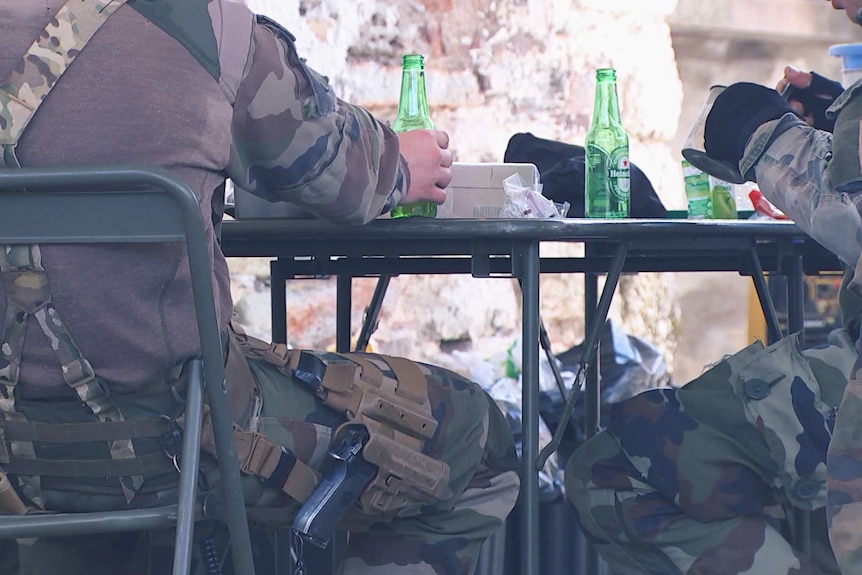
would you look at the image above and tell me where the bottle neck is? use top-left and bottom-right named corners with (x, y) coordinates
top-left (396, 68), bottom-right (431, 119)
top-left (590, 80), bottom-right (622, 128)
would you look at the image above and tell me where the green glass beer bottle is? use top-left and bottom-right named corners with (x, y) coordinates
top-left (585, 68), bottom-right (630, 218)
top-left (391, 54), bottom-right (437, 219)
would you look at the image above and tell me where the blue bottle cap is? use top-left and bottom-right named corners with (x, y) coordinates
top-left (829, 43), bottom-right (862, 71)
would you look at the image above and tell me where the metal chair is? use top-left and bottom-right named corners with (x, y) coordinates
top-left (0, 166), bottom-right (255, 575)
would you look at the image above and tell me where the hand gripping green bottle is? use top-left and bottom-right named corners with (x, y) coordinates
top-left (391, 54), bottom-right (437, 219)
top-left (585, 68), bottom-right (630, 218)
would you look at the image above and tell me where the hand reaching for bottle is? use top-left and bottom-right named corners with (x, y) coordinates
top-left (397, 129), bottom-right (453, 206)
top-left (775, 66), bottom-right (843, 132)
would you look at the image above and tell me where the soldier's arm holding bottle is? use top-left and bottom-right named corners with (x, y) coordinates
top-left (224, 13), bottom-right (450, 224)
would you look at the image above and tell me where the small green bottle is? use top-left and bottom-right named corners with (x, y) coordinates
top-left (390, 54), bottom-right (437, 219)
top-left (585, 68), bottom-right (630, 219)
top-left (682, 159), bottom-right (712, 219)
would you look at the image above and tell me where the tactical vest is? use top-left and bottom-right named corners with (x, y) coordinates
top-left (0, 0), bottom-right (449, 517)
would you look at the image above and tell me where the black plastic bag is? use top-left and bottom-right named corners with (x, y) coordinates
top-left (503, 132), bottom-right (668, 218)
top-left (540, 320), bottom-right (673, 466)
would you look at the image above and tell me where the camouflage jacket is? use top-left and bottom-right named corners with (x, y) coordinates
top-left (606, 332), bottom-right (856, 516)
top-left (131, 0), bottom-right (409, 221)
top-left (741, 79), bottom-right (862, 299)
top-left (740, 80), bottom-right (862, 573)
top-left (0, 0), bottom-right (407, 396)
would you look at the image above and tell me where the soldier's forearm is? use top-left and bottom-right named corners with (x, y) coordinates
top-left (749, 118), bottom-right (862, 270)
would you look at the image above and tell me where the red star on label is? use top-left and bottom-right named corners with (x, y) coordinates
top-left (622, 159), bottom-right (629, 168)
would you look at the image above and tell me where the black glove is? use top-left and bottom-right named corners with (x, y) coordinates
top-left (782, 72), bottom-right (843, 132)
top-left (704, 82), bottom-right (796, 167)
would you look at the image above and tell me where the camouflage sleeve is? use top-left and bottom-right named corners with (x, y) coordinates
top-left (741, 115), bottom-right (862, 275)
top-left (225, 15), bottom-right (408, 224)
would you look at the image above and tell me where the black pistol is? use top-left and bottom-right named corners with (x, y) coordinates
top-left (292, 424), bottom-right (377, 548)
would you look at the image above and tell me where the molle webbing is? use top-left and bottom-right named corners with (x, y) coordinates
top-left (193, 413), bottom-right (320, 504)
top-left (214, 326), bottom-right (320, 504)
top-left (0, 0), bottom-right (139, 504)
top-left (0, 413), bottom-right (176, 478)
top-left (1, 417), bottom-right (170, 444)
top-left (6, 451), bottom-right (171, 479)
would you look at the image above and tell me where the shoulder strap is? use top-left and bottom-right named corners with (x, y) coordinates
top-left (0, 0), bottom-right (128, 154)
top-left (0, 0), bottom-right (141, 505)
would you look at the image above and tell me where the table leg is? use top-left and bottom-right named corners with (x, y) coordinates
top-left (581, 244), bottom-right (627, 575)
top-left (786, 254), bottom-right (811, 556)
top-left (355, 275), bottom-right (391, 352)
top-left (538, 243), bottom-right (628, 468)
top-left (787, 255), bottom-right (805, 343)
top-left (515, 278), bottom-right (568, 397)
top-left (518, 240), bottom-right (541, 575)
top-left (583, 271), bottom-right (602, 575)
top-left (748, 247), bottom-right (785, 343)
top-left (270, 260), bottom-right (288, 344)
top-left (336, 275), bottom-right (352, 353)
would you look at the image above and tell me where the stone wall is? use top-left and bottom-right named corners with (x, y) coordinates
top-left (232, 0), bottom-right (686, 380)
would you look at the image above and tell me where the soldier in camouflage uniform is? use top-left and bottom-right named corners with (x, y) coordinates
top-left (0, 1), bottom-right (520, 574)
top-left (567, 333), bottom-right (855, 574)
top-left (567, 1), bottom-right (862, 573)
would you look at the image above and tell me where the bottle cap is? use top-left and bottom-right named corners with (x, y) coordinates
top-left (402, 54), bottom-right (425, 67)
top-left (829, 44), bottom-right (862, 86)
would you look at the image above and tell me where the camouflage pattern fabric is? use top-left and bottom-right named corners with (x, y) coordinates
top-left (130, 0), bottom-right (408, 225)
top-left (2, 0), bottom-right (412, 397)
top-left (566, 331), bottom-right (856, 574)
top-left (3, 1), bottom-right (516, 573)
top-left (0, 0), bottom-right (126, 146)
top-left (16, 355), bottom-right (520, 575)
top-left (740, 80), bottom-right (862, 300)
top-left (250, 354), bottom-right (520, 575)
top-left (734, 78), bottom-right (862, 574)
top-left (0, 0), bottom-right (144, 505)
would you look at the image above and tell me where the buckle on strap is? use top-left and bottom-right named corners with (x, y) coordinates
top-left (234, 430), bottom-right (318, 502)
top-left (159, 416), bottom-right (183, 473)
top-left (66, 373), bottom-right (116, 416)
top-left (236, 431), bottom-right (293, 481)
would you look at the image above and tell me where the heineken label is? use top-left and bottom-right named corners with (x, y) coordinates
top-left (607, 147), bottom-right (630, 202)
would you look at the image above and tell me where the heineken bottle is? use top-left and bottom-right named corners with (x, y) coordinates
top-left (585, 68), bottom-right (630, 219)
top-left (391, 54), bottom-right (437, 219)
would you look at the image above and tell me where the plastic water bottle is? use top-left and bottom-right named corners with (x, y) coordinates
top-left (682, 159), bottom-right (712, 219)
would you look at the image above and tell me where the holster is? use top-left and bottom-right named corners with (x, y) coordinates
top-left (290, 350), bottom-right (451, 515)
top-left (234, 330), bottom-right (452, 517)
top-left (333, 420), bottom-right (450, 515)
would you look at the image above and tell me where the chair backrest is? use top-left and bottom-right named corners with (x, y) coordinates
top-left (0, 166), bottom-right (255, 575)
top-left (0, 167), bottom-right (220, 358)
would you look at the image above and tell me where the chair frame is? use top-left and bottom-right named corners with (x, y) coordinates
top-left (0, 166), bottom-right (255, 575)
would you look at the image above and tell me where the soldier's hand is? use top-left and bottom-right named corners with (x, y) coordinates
top-left (397, 129), bottom-right (453, 205)
top-left (704, 82), bottom-right (795, 167)
top-left (776, 66), bottom-right (843, 132)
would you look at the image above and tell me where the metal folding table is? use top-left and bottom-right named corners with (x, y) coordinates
top-left (222, 217), bottom-right (841, 575)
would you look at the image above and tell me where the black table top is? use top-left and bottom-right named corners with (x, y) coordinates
top-left (220, 218), bottom-right (840, 276)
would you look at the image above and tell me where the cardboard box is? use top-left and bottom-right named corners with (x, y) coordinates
top-left (232, 182), bottom-right (314, 220)
top-left (231, 162), bottom-right (541, 220)
top-left (437, 163), bottom-right (540, 219)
